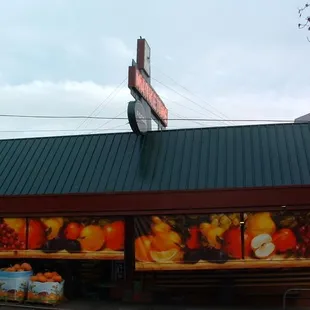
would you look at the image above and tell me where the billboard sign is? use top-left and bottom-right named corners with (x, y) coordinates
top-left (128, 66), bottom-right (168, 127)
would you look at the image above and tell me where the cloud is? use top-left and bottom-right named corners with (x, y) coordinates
top-left (164, 55), bottom-right (174, 62)
top-left (0, 78), bottom-right (308, 140)
top-left (101, 37), bottom-right (134, 60)
top-left (63, 43), bottom-right (88, 60)
top-left (212, 92), bottom-right (309, 122)
top-left (0, 80), bottom-right (132, 140)
top-left (0, 0), bottom-right (308, 139)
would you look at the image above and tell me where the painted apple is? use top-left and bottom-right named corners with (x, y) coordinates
top-left (251, 233), bottom-right (275, 259)
top-left (272, 228), bottom-right (297, 253)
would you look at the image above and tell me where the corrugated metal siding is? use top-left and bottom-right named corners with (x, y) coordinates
top-left (0, 123), bottom-right (309, 196)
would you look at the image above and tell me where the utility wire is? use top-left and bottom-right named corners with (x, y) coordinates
top-left (0, 119), bottom-right (299, 134)
top-left (75, 77), bottom-right (127, 130)
top-left (0, 128), bottom-right (130, 133)
top-left (0, 125), bottom-right (199, 133)
top-left (169, 110), bottom-right (206, 127)
top-left (90, 83), bottom-right (127, 121)
top-left (161, 94), bottom-right (210, 117)
top-left (152, 63), bottom-right (232, 123)
top-left (154, 68), bottom-right (234, 125)
top-left (0, 113), bottom-right (294, 123)
top-left (161, 95), bottom-right (218, 127)
top-left (92, 110), bottom-right (128, 133)
top-left (152, 77), bottom-right (232, 126)
top-left (91, 121), bottom-right (129, 133)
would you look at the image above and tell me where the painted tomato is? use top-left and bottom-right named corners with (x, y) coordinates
top-left (64, 222), bottom-right (83, 240)
top-left (223, 227), bottom-right (252, 259)
top-left (186, 226), bottom-right (200, 250)
top-left (272, 228), bottom-right (297, 253)
top-left (223, 227), bottom-right (243, 259)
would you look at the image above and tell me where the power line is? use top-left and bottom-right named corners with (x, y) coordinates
top-left (0, 126), bottom-right (194, 133)
top-left (0, 119), bottom-right (299, 135)
top-left (161, 94), bottom-right (209, 116)
top-left (152, 77), bottom-right (233, 126)
top-left (75, 77), bottom-right (127, 130)
top-left (0, 113), bottom-right (294, 123)
top-left (92, 110), bottom-right (128, 133)
top-left (92, 120), bottom-right (129, 132)
top-left (161, 95), bottom-right (217, 127)
top-left (154, 68), bottom-right (234, 125)
top-left (0, 128), bottom-right (130, 133)
top-left (169, 111), bottom-right (206, 127)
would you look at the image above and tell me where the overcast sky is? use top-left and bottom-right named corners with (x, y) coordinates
top-left (0, 0), bottom-right (309, 139)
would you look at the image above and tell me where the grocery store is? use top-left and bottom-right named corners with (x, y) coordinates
top-left (0, 39), bottom-right (310, 308)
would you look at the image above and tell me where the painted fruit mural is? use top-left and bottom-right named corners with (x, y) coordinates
top-left (134, 213), bottom-right (242, 267)
top-left (28, 217), bottom-right (125, 254)
top-left (243, 211), bottom-right (308, 260)
top-left (0, 218), bottom-right (26, 250)
top-left (0, 217), bottom-right (124, 259)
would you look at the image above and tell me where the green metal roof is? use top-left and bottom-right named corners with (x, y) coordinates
top-left (0, 123), bottom-right (309, 196)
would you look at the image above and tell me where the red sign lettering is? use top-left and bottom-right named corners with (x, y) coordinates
top-left (128, 66), bottom-right (168, 127)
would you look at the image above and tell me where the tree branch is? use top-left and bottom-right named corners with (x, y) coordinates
top-left (298, 3), bottom-right (309, 17)
top-left (298, 3), bottom-right (310, 41)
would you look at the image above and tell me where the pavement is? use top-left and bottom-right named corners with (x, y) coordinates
top-left (0, 300), bottom-right (307, 310)
top-left (0, 301), bottom-right (209, 310)
top-left (0, 302), bottom-right (296, 310)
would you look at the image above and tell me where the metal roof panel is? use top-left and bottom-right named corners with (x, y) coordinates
top-left (0, 123), bottom-right (309, 196)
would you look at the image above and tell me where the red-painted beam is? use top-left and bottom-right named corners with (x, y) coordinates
top-left (0, 185), bottom-right (309, 216)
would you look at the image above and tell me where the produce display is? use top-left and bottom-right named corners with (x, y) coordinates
top-left (28, 271), bottom-right (64, 304)
top-left (0, 263), bottom-right (33, 301)
top-left (0, 261), bottom-right (65, 305)
top-left (1, 263), bottom-right (32, 272)
top-left (30, 271), bottom-right (63, 283)
top-left (135, 214), bottom-right (241, 267)
top-left (0, 219), bottom-right (26, 250)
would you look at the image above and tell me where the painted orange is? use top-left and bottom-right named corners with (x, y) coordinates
top-left (102, 221), bottom-right (124, 251)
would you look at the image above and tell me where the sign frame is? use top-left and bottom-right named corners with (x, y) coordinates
top-left (137, 38), bottom-right (151, 78)
top-left (128, 66), bottom-right (168, 127)
top-left (127, 100), bottom-right (152, 135)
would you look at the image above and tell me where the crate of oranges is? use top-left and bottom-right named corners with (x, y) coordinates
top-left (0, 263), bottom-right (33, 302)
top-left (27, 271), bottom-right (64, 304)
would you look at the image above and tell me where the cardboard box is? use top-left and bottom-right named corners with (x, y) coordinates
top-left (0, 270), bottom-right (33, 301)
top-left (27, 280), bottom-right (64, 304)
